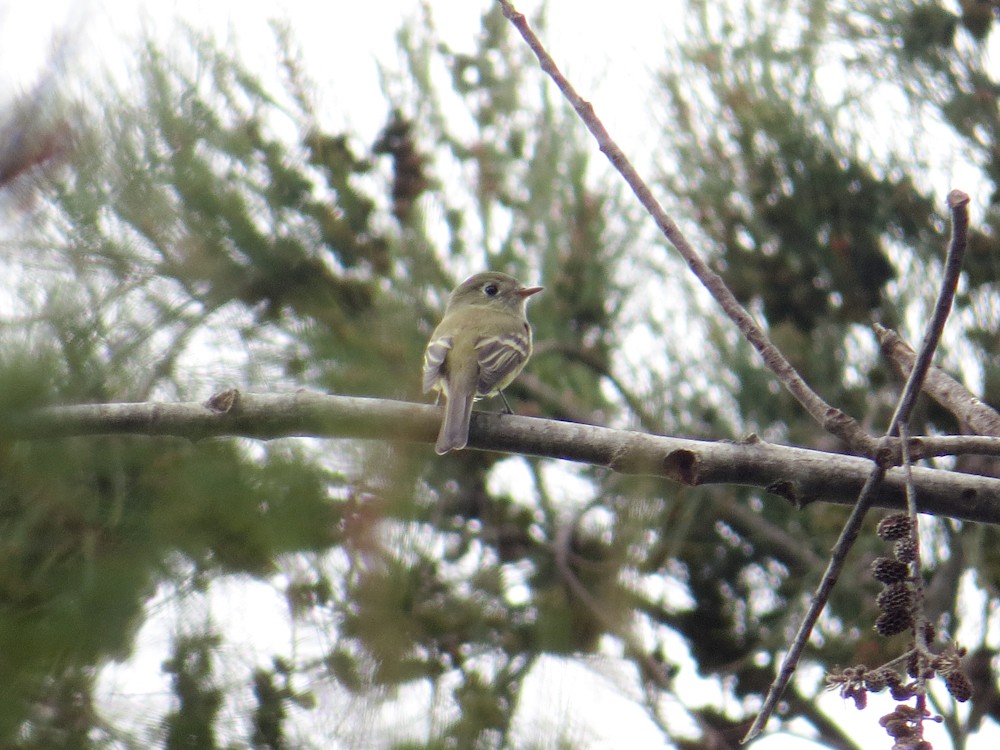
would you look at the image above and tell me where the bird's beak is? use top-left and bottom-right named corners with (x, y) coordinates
top-left (516, 285), bottom-right (544, 298)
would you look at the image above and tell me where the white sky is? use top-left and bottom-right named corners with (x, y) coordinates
top-left (3, 1), bottom-right (1000, 748)
top-left (0, 0), bottom-right (671, 150)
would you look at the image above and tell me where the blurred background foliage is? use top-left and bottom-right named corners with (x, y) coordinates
top-left (2, 1), bottom-right (1000, 748)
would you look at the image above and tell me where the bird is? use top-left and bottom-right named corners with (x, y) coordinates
top-left (423, 271), bottom-right (543, 454)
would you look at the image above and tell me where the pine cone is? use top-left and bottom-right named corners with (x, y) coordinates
top-left (872, 556), bottom-right (910, 584)
top-left (877, 513), bottom-right (913, 541)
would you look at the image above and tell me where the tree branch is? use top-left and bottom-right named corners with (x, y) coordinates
top-left (496, 0), bottom-right (876, 456)
top-left (887, 190), bottom-right (971, 436)
top-left (6, 389), bottom-right (1000, 524)
top-left (876, 323), bottom-right (1000, 437)
top-left (743, 189), bottom-right (971, 742)
top-left (905, 434), bottom-right (1000, 460)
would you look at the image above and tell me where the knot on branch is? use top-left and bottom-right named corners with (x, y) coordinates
top-left (874, 436), bottom-right (901, 468)
top-left (663, 449), bottom-right (700, 486)
top-left (205, 388), bottom-right (241, 414)
top-left (823, 408), bottom-right (876, 455)
top-left (766, 479), bottom-right (815, 509)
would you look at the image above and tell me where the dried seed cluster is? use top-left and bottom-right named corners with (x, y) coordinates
top-left (827, 664), bottom-right (919, 709)
top-left (878, 703), bottom-right (939, 750)
top-left (932, 648), bottom-right (973, 703)
top-left (870, 514), bottom-right (921, 637)
top-left (872, 556), bottom-right (910, 585)
top-left (877, 513), bottom-right (914, 542)
top-left (824, 513), bottom-right (974, 748)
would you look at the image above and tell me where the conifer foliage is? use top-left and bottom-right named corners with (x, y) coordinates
top-left (3, 3), bottom-right (1000, 748)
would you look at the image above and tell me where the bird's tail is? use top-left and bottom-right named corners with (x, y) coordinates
top-left (436, 387), bottom-right (475, 454)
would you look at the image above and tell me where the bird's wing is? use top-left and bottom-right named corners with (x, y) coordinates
top-left (476, 331), bottom-right (530, 395)
top-left (423, 336), bottom-right (452, 393)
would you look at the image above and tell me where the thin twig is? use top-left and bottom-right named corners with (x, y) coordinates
top-left (900, 422), bottom-right (929, 657)
top-left (744, 463), bottom-right (889, 742)
top-left (496, 0), bottom-right (876, 456)
top-left (552, 503), bottom-right (675, 690)
top-left (717, 497), bottom-right (826, 572)
top-left (743, 190), bottom-right (971, 742)
top-left (904, 434), bottom-right (1000, 461)
top-left (490, 6), bottom-right (972, 738)
top-left (532, 340), bottom-right (662, 431)
top-left (888, 191), bottom-right (971, 435)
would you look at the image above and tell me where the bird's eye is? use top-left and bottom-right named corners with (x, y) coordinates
top-left (483, 283), bottom-right (499, 297)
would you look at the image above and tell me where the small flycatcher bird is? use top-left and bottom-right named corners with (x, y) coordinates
top-left (423, 272), bottom-right (543, 454)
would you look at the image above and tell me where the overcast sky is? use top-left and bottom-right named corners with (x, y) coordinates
top-left (0, 0), bottom-right (672, 152)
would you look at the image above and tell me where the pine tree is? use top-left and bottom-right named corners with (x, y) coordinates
top-left (3, 2), bottom-right (1000, 748)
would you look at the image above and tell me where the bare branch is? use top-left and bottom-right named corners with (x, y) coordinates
top-left (888, 190), bottom-right (971, 434)
top-left (532, 340), bottom-right (662, 432)
top-left (905, 434), bottom-right (1000, 460)
top-left (552, 504), bottom-right (675, 690)
top-left (6, 389), bottom-right (1000, 524)
top-left (496, 0), bottom-right (875, 455)
top-left (876, 323), bottom-right (1000, 437)
top-left (487, 9), bottom-right (974, 737)
top-left (717, 497), bottom-right (826, 572)
top-left (744, 190), bottom-right (971, 742)
top-left (900, 421), bottom-right (930, 657)
top-left (744, 462), bottom-right (892, 742)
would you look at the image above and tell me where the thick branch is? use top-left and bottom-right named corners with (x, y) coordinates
top-left (5, 390), bottom-right (1000, 524)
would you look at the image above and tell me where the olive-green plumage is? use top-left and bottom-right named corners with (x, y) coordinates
top-left (423, 272), bottom-right (543, 454)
